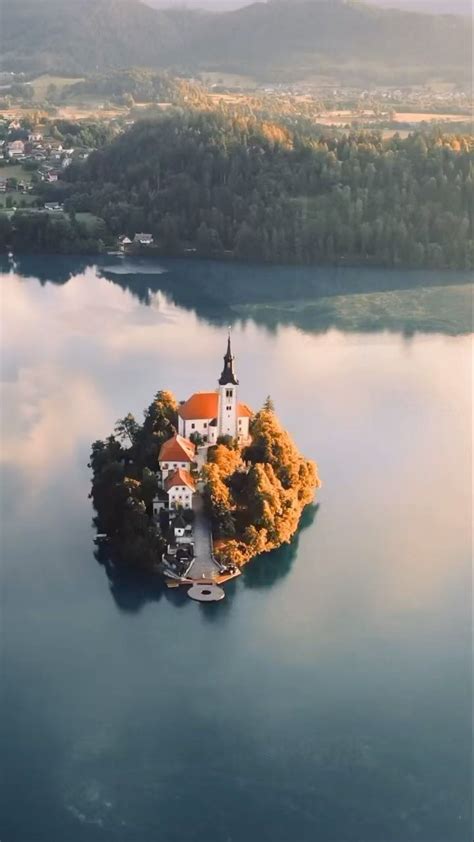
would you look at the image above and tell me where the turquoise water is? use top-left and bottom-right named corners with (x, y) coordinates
top-left (1, 257), bottom-right (472, 841)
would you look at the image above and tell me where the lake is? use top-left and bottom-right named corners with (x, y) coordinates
top-left (1, 256), bottom-right (472, 842)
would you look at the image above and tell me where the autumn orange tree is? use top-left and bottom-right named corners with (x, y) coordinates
top-left (202, 404), bottom-right (320, 566)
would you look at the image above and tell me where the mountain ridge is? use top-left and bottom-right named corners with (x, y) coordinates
top-left (1, 0), bottom-right (470, 84)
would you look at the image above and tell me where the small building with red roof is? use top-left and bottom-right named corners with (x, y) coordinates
top-left (164, 468), bottom-right (196, 510)
top-left (158, 434), bottom-right (196, 480)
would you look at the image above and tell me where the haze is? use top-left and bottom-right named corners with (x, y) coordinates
top-left (145, 0), bottom-right (471, 14)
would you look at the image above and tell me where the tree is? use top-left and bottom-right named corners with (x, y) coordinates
top-left (203, 406), bottom-right (320, 565)
top-left (114, 413), bottom-right (140, 447)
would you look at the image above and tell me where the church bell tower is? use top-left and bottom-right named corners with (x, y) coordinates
top-left (218, 331), bottom-right (239, 438)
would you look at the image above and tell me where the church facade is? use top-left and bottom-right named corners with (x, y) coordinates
top-left (177, 335), bottom-right (252, 446)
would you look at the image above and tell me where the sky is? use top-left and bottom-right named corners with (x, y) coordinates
top-left (144, 0), bottom-right (471, 14)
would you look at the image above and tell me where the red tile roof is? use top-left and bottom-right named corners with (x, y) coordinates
top-left (178, 392), bottom-right (253, 421)
top-left (164, 468), bottom-right (196, 493)
top-left (178, 392), bottom-right (219, 421)
top-left (159, 434), bottom-right (196, 464)
top-left (238, 402), bottom-right (253, 418)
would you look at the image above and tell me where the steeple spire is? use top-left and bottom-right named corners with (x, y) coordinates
top-left (218, 329), bottom-right (239, 386)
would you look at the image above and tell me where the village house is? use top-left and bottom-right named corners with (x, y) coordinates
top-left (45, 170), bottom-right (60, 183)
top-left (164, 468), bottom-right (196, 510)
top-left (178, 335), bottom-right (252, 446)
top-left (118, 234), bottom-right (132, 250)
top-left (158, 434), bottom-right (196, 481)
top-left (44, 202), bottom-right (64, 212)
top-left (133, 233), bottom-right (154, 245)
top-left (7, 140), bottom-right (25, 158)
top-left (172, 514), bottom-right (192, 545)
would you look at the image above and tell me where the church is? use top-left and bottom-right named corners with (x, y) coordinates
top-left (153, 336), bottom-right (252, 516)
top-left (177, 334), bottom-right (252, 446)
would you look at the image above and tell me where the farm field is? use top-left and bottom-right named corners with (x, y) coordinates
top-left (0, 163), bottom-right (33, 182)
top-left (0, 191), bottom-right (38, 208)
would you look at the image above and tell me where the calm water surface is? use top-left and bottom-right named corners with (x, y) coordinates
top-left (1, 257), bottom-right (472, 842)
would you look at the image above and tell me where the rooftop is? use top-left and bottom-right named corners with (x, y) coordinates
top-left (159, 434), bottom-right (196, 464)
top-left (178, 392), bottom-right (253, 421)
top-left (164, 468), bottom-right (196, 493)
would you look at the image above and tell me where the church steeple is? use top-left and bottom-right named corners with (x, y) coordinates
top-left (218, 331), bottom-right (239, 386)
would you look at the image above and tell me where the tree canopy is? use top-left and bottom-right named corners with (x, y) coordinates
top-left (203, 404), bottom-right (320, 565)
top-left (89, 390), bottom-right (178, 571)
top-left (59, 112), bottom-right (473, 269)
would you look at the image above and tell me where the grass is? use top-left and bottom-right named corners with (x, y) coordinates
top-left (0, 191), bottom-right (38, 208)
top-left (30, 74), bottom-right (84, 101)
top-left (75, 212), bottom-right (105, 233)
top-left (0, 163), bottom-right (34, 183)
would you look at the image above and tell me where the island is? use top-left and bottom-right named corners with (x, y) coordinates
top-left (89, 335), bottom-right (320, 598)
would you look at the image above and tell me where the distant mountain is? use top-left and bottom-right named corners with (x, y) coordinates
top-left (0, 0), bottom-right (194, 75)
top-left (2, 0), bottom-right (471, 84)
top-left (146, 0), bottom-right (472, 12)
top-left (188, 0), bottom-right (471, 84)
top-left (366, 0), bottom-right (472, 15)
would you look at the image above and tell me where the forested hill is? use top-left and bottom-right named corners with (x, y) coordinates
top-left (47, 114), bottom-right (474, 269)
top-left (2, 0), bottom-right (471, 84)
top-left (0, 0), bottom-right (199, 76)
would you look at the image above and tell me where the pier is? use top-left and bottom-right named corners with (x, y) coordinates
top-left (161, 494), bottom-right (241, 593)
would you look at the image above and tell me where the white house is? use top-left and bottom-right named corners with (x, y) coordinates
top-left (7, 140), bottom-right (25, 158)
top-left (118, 235), bottom-right (132, 250)
top-left (177, 335), bottom-right (252, 446)
top-left (134, 233), bottom-right (154, 245)
top-left (171, 513), bottom-right (193, 545)
top-left (165, 468), bottom-right (196, 510)
top-left (158, 434), bottom-right (196, 480)
top-left (44, 202), bottom-right (63, 212)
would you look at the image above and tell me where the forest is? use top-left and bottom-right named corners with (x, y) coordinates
top-left (38, 112), bottom-right (474, 269)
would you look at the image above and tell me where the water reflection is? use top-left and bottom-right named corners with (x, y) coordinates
top-left (1, 258), bottom-right (471, 842)
top-left (2, 254), bottom-right (471, 337)
top-left (243, 504), bottom-right (319, 589)
top-left (93, 508), bottom-right (319, 612)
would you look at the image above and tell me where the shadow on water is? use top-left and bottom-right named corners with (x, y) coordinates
top-left (98, 259), bottom-right (472, 336)
top-left (242, 503), bottom-right (319, 590)
top-left (3, 254), bottom-right (471, 337)
top-left (94, 543), bottom-right (164, 614)
top-left (2, 253), bottom-right (92, 285)
top-left (93, 507), bottom-right (319, 612)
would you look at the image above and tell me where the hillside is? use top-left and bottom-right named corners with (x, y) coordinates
top-left (0, 0), bottom-right (193, 75)
top-left (1, 0), bottom-right (471, 84)
top-left (191, 0), bottom-right (471, 84)
top-left (16, 112), bottom-right (472, 269)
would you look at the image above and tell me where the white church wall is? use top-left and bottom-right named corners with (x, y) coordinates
top-left (183, 418), bottom-right (211, 440)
